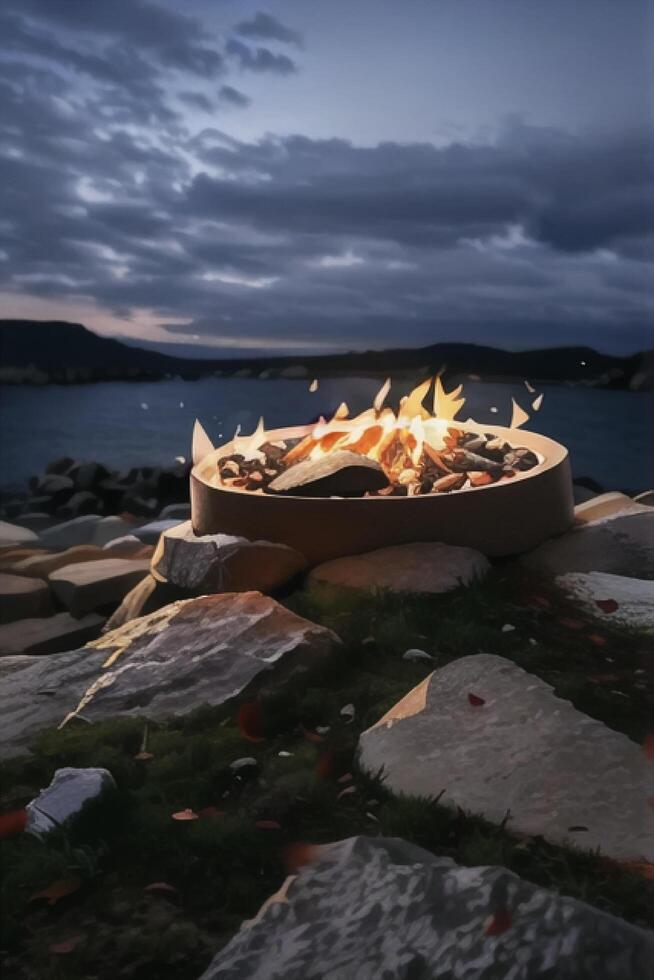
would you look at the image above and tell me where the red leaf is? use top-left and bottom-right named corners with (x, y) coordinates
top-left (49, 935), bottom-right (83, 955)
top-left (31, 878), bottom-right (81, 906)
top-left (134, 751), bottom-right (154, 761)
top-left (237, 702), bottom-right (266, 743)
top-left (485, 907), bottom-right (512, 936)
top-left (144, 882), bottom-right (178, 894)
top-left (198, 806), bottom-right (224, 818)
top-left (0, 808), bottom-right (27, 840)
top-left (283, 842), bottom-right (328, 873)
top-left (643, 734), bottom-right (654, 760)
top-left (588, 633), bottom-right (607, 647)
top-left (468, 693), bottom-right (485, 707)
top-left (595, 598), bottom-right (619, 614)
top-left (615, 861), bottom-right (654, 881)
top-left (171, 808), bottom-right (198, 821)
top-left (527, 594), bottom-right (550, 610)
top-left (255, 819), bottom-right (281, 830)
top-left (300, 724), bottom-right (325, 743)
top-left (558, 617), bottom-right (585, 631)
top-left (588, 674), bottom-right (621, 684)
top-left (314, 751), bottom-right (335, 781)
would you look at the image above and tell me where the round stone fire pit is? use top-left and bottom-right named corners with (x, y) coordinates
top-left (191, 421), bottom-right (574, 564)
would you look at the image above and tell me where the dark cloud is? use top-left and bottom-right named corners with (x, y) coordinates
top-left (219, 85), bottom-right (251, 108)
top-left (226, 39), bottom-right (297, 76)
top-left (0, 0), bottom-right (650, 355)
top-left (234, 12), bottom-right (303, 48)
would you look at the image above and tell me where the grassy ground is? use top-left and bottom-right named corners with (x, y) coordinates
top-left (1, 563), bottom-right (652, 978)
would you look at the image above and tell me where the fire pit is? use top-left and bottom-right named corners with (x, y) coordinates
top-left (191, 377), bottom-right (574, 563)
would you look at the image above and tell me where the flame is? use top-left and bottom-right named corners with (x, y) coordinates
top-left (207, 375), bottom-right (544, 483)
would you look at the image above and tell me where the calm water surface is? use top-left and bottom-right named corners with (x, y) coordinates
top-left (1, 377), bottom-right (652, 493)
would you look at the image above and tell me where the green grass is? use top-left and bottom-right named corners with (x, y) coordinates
top-left (1, 565), bottom-right (652, 979)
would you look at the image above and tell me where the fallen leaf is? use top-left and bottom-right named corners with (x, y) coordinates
top-left (595, 598), bottom-right (619, 614)
top-left (468, 693), bottom-right (485, 707)
top-left (49, 935), bottom-right (83, 955)
top-left (171, 808), bottom-right (198, 821)
top-left (0, 808), bottom-right (27, 840)
top-left (337, 786), bottom-right (357, 800)
top-left (283, 842), bottom-right (328, 873)
top-left (558, 617), bottom-right (585, 631)
top-left (614, 860), bottom-right (654, 881)
top-left (300, 724), bottom-right (325, 743)
top-left (144, 882), bottom-right (178, 894)
top-left (484, 907), bottom-right (512, 936)
top-left (198, 806), bottom-right (224, 818)
top-left (314, 751), bottom-right (335, 780)
top-left (527, 594), bottom-right (550, 610)
top-left (31, 878), bottom-right (81, 906)
top-left (588, 674), bottom-right (621, 684)
top-left (588, 633), bottom-right (607, 647)
top-left (255, 819), bottom-right (281, 830)
top-left (237, 701), bottom-right (266, 742)
top-left (134, 751), bottom-right (154, 761)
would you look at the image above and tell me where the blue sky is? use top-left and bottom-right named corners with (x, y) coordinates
top-left (0, 0), bottom-right (652, 354)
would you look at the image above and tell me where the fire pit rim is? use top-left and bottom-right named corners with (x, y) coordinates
top-left (192, 420), bottom-right (568, 502)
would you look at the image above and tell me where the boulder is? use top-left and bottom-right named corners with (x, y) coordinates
top-left (359, 654), bottom-right (654, 862)
top-left (0, 611), bottom-right (105, 656)
top-left (68, 461), bottom-right (111, 491)
top-left (49, 558), bottom-right (151, 616)
top-left (25, 767), bottom-right (116, 838)
top-left (0, 574), bottom-right (54, 625)
top-left (200, 835), bottom-right (654, 980)
top-left (91, 515), bottom-right (137, 547)
top-left (151, 521), bottom-right (308, 594)
top-left (523, 511), bottom-right (654, 579)
top-left (557, 572), bottom-right (654, 633)
top-left (10, 544), bottom-right (110, 578)
top-left (132, 518), bottom-right (183, 545)
top-left (308, 542), bottom-right (490, 594)
top-left (57, 490), bottom-right (102, 518)
top-left (45, 456), bottom-right (75, 476)
top-left (0, 520), bottom-right (39, 550)
top-left (39, 515), bottom-right (103, 550)
top-left (0, 592), bottom-right (340, 759)
top-left (159, 502), bottom-right (191, 521)
top-left (574, 492), bottom-right (651, 524)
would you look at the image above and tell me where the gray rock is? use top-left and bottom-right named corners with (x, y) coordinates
top-left (0, 573), bottom-right (54, 624)
top-left (57, 490), bottom-right (102, 518)
top-left (574, 492), bottom-right (651, 524)
top-left (0, 592), bottom-right (340, 759)
top-left (151, 521), bottom-right (307, 594)
top-left (309, 542), bottom-right (490, 594)
top-left (557, 572), bottom-right (654, 633)
top-left (0, 520), bottom-right (39, 550)
top-left (102, 534), bottom-right (144, 552)
top-left (69, 461), bottom-right (111, 491)
top-left (49, 558), bottom-right (151, 615)
top-left (45, 456), bottom-right (75, 476)
top-left (132, 518), bottom-right (183, 545)
top-left (523, 511), bottom-right (654, 579)
top-left (25, 767), bottom-right (116, 838)
top-left (39, 515), bottom-right (103, 549)
top-left (359, 654), bottom-right (654, 862)
top-left (200, 835), bottom-right (654, 980)
top-left (91, 516), bottom-right (136, 547)
top-left (37, 474), bottom-right (74, 496)
top-left (0, 611), bottom-right (104, 656)
top-left (159, 502), bottom-right (191, 521)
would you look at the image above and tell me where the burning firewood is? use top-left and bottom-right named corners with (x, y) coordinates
top-left (267, 451), bottom-right (389, 497)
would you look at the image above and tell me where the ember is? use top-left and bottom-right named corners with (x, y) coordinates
top-left (212, 377), bottom-right (542, 498)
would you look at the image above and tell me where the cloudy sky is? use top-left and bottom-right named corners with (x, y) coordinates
top-left (0, 0), bottom-right (652, 356)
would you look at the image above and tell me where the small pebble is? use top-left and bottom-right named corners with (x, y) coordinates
top-left (528, 638), bottom-right (537, 646)
top-left (230, 757), bottom-right (258, 772)
top-left (316, 725), bottom-right (330, 735)
top-left (278, 751), bottom-right (293, 758)
top-left (403, 648), bottom-right (434, 663)
top-left (340, 703), bottom-right (355, 722)
top-left (501, 624), bottom-right (516, 633)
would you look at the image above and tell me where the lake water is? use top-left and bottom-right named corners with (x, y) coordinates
top-left (1, 376), bottom-right (652, 493)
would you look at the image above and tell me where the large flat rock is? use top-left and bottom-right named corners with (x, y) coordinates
top-left (151, 521), bottom-right (307, 594)
top-left (359, 654), bottom-right (654, 862)
top-left (0, 611), bottom-right (105, 656)
top-left (0, 520), bottom-right (39, 550)
top-left (49, 558), bottom-right (151, 615)
top-left (38, 515), bottom-right (103, 550)
top-left (308, 542), bottom-right (490, 594)
top-left (574, 492), bottom-right (651, 524)
top-left (557, 571), bottom-right (654, 634)
top-left (10, 544), bottom-right (112, 579)
top-left (201, 835), bottom-right (654, 980)
top-left (0, 573), bottom-right (54, 624)
top-left (0, 592), bottom-right (340, 759)
top-left (523, 511), bottom-right (654, 578)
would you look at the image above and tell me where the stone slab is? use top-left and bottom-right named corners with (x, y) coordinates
top-left (10, 544), bottom-right (109, 579)
top-left (25, 767), bottom-right (116, 837)
top-left (574, 492), bottom-right (651, 524)
top-left (557, 572), bottom-right (654, 634)
top-left (0, 611), bottom-right (105, 656)
top-left (359, 654), bottom-right (654, 862)
top-left (0, 573), bottom-right (54, 624)
top-left (201, 835), bottom-right (654, 980)
top-left (308, 542), bottom-right (490, 594)
top-left (0, 592), bottom-right (340, 759)
top-left (91, 516), bottom-right (137, 547)
top-left (151, 521), bottom-right (307, 594)
top-left (39, 515), bottom-right (103, 550)
top-left (523, 511), bottom-right (654, 579)
top-left (132, 519), bottom-right (182, 545)
top-left (0, 520), bottom-right (39, 550)
top-left (49, 558), bottom-right (151, 615)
